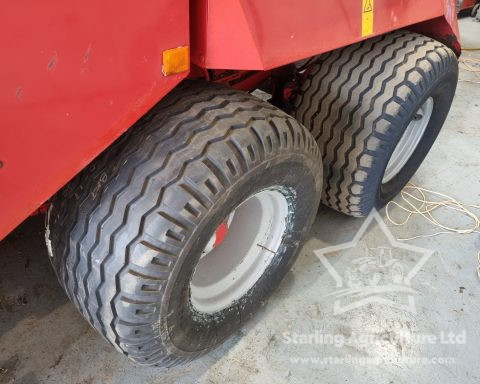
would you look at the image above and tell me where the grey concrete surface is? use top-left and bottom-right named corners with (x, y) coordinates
top-left (1, 18), bottom-right (479, 384)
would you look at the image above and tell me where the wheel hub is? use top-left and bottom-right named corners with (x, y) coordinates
top-left (190, 189), bottom-right (289, 314)
top-left (382, 97), bottom-right (434, 183)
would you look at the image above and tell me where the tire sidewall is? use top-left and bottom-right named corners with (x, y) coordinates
top-left (373, 67), bottom-right (458, 208)
top-left (157, 153), bottom-right (321, 357)
top-left (472, 3), bottom-right (480, 17)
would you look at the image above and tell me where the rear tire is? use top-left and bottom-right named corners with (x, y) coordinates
top-left (293, 31), bottom-right (458, 216)
top-left (471, 3), bottom-right (480, 18)
top-left (46, 80), bottom-right (322, 366)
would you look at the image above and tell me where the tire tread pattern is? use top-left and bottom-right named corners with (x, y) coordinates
top-left (46, 81), bottom-right (321, 366)
top-left (293, 31), bottom-right (457, 216)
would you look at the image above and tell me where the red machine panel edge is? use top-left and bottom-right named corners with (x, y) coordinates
top-left (191, 0), bottom-right (460, 70)
top-left (0, 0), bottom-right (189, 239)
top-left (0, 0), bottom-right (460, 240)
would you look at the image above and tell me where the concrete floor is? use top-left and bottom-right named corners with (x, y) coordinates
top-left (1, 18), bottom-right (479, 384)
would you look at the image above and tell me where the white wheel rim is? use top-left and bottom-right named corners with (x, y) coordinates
top-left (190, 189), bottom-right (289, 314)
top-left (382, 97), bottom-right (434, 184)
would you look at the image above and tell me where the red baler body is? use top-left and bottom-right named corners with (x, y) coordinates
top-left (0, 0), bottom-right (460, 240)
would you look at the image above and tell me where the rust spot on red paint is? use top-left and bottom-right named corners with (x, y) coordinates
top-left (83, 44), bottom-right (92, 64)
top-left (15, 87), bottom-right (23, 99)
top-left (47, 52), bottom-right (58, 71)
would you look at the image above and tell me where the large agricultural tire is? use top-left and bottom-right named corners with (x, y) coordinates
top-left (45, 80), bottom-right (323, 366)
top-left (293, 30), bottom-right (458, 216)
top-left (472, 3), bottom-right (480, 18)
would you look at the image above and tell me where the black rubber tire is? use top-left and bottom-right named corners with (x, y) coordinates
top-left (45, 80), bottom-right (323, 367)
top-left (471, 3), bottom-right (480, 18)
top-left (293, 30), bottom-right (458, 217)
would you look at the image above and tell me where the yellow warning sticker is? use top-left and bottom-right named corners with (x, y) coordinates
top-left (362, 0), bottom-right (374, 37)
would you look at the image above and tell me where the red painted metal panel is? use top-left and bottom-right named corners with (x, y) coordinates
top-left (191, 0), bottom-right (459, 70)
top-left (0, 0), bottom-right (460, 240)
top-left (0, 0), bottom-right (189, 239)
top-left (461, 0), bottom-right (477, 10)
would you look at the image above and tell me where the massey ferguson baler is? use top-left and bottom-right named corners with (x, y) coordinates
top-left (0, 0), bottom-right (460, 366)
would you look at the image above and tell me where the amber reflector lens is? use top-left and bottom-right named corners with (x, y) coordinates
top-left (162, 46), bottom-right (189, 76)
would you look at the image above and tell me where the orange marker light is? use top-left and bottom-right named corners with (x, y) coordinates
top-left (162, 46), bottom-right (189, 76)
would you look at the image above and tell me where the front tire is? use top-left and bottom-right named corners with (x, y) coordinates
top-left (46, 80), bottom-right (322, 366)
